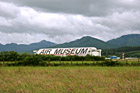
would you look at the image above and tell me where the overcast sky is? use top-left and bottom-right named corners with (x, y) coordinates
top-left (0, 0), bottom-right (140, 44)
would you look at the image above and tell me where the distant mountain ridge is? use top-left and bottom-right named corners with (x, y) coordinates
top-left (1, 34), bottom-right (140, 53)
top-left (107, 34), bottom-right (140, 47)
top-left (50, 36), bottom-right (114, 49)
top-left (0, 40), bottom-right (56, 53)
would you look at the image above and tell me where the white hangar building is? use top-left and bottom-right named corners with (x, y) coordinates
top-left (33, 47), bottom-right (102, 56)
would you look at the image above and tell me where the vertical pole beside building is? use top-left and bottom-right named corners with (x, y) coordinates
top-left (99, 49), bottom-right (102, 56)
top-left (122, 52), bottom-right (124, 60)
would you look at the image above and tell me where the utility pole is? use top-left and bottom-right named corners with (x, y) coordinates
top-left (122, 52), bottom-right (125, 60)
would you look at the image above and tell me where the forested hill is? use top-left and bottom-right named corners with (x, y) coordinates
top-left (107, 34), bottom-right (140, 47)
top-left (0, 40), bottom-right (56, 53)
top-left (50, 36), bottom-right (114, 49)
top-left (1, 34), bottom-right (140, 54)
top-left (102, 46), bottom-right (140, 58)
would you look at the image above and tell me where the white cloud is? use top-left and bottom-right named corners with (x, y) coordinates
top-left (0, 32), bottom-right (81, 44)
top-left (0, 17), bottom-right (11, 26)
top-left (0, 0), bottom-right (140, 44)
top-left (0, 1), bottom-right (19, 17)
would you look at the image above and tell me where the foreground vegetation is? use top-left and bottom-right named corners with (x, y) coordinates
top-left (0, 67), bottom-right (140, 93)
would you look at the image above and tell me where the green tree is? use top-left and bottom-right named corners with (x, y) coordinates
top-left (23, 56), bottom-right (43, 66)
top-left (0, 51), bottom-right (9, 64)
top-left (9, 51), bottom-right (19, 61)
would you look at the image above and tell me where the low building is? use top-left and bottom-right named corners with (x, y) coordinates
top-left (110, 56), bottom-right (120, 59)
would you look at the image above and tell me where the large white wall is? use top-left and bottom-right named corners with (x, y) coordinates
top-left (34, 47), bottom-right (102, 56)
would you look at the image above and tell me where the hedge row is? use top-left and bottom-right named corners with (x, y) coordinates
top-left (0, 51), bottom-right (105, 61)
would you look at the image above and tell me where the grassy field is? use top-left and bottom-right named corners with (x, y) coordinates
top-left (0, 67), bottom-right (140, 93)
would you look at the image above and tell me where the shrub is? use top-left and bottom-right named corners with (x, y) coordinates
top-left (101, 60), bottom-right (120, 66)
top-left (22, 56), bottom-right (43, 66)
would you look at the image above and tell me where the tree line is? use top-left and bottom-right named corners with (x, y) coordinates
top-left (0, 51), bottom-right (105, 61)
top-left (1, 51), bottom-right (140, 66)
top-left (0, 51), bottom-right (105, 66)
